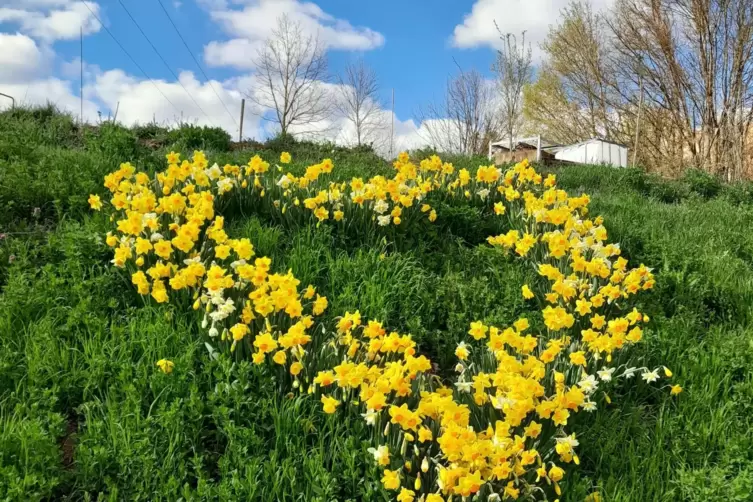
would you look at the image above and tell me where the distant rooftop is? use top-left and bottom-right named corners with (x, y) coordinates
top-left (490, 136), bottom-right (559, 150)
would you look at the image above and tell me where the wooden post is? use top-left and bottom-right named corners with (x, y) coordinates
top-left (536, 134), bottom-right (541, 162)
top-left (239, 98), bottom-right (245, 142)
top-left (632, 76), bottom-right (644, 168)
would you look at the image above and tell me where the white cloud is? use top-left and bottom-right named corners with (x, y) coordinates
top-left (88, 70), bottom-right (257, 137)
top-left (283, 108), bottom-right (427, 158)
top-left (204, 39), bottom-right (261, 70)
top-left (0, 34), bottom-right (258, 137)
top-left (59, 57), bottom-right (102, 81)
top-left (204, 0), bottom-right (384, 69)
top-left (451, 0), bottom-right (613, 60)
top-left (0, 1), bottom-right (101, 41)
top-left (0, 19), bottom-right (98, 117)
top-left (0, 33), bottom-right (50, 83)
top-left (277, 81), bottom-right (430, 157)
top-left (0, 77), bottom-right (100, 121)
top-left (391, 116), bottom-right (432, 154)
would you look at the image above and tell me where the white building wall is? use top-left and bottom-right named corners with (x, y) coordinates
top-left (554, 140), bottom-right (628, 168)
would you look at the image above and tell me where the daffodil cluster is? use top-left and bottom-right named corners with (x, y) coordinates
top-left (312, 312), bottom-right (433, 419)
top-left (262, 152), bottom-right (447, 227)
top-left (349, 161), bottom-right (677, 501)
top-left (94, 151), bottom-right (250, 304)
top-left (92, 152), bottom-right (677, 501)
top-left (92, 151), bottom-right (338, 379)
top-left (197, 255), bottom-right (331, 379)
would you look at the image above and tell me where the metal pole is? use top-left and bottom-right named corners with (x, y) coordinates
top-left (239, 98), bottom-right (245, 142)
top-left (389, 88), bottom-right (395, 158)
top-left (0, 93), bottom-right (14, 109)
top-left (632, 76), bottom-right (644, 168)
top-left (80, 26), bottom-right (83, 124)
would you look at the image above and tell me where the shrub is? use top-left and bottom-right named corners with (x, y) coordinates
top-left (720, 181), bottom-right (753, 205)
top-left (0, 105), bottom-right (81, 159)
top-left (0, 148), bottom-right (112, 224)
top-left (264, 132), bottom-right (299, 153)
top-left (648, 178), bottom-right (689, 203)
top-left (132, 122), bottom-right (170, 143)
top-left (618, 167), bottom-right (651, 194)
top-left (83, 122), bottom-right (141, 161)
top-left (167, 124), bottom-right (231, 152)
top-left (683, 168), bottom-right (722, 199)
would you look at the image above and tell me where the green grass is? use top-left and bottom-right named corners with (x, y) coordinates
top-left (1, 107), bottom-right (752, 501)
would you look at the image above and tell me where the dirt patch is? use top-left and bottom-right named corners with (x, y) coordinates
top-left (60, 415), bottom-right (78, 469)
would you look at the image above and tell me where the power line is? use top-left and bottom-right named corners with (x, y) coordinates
top-left (116, 0), bottom-right (217, 127)
top-left (78, 1), bottom-right (182, 117)
top-left (155, 0), bottom-right (239, 130)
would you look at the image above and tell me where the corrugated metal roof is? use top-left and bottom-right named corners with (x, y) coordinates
top-left (491, 136), bottom-right (559, 150)
top-left (559, 137), bottom-right (628, 149)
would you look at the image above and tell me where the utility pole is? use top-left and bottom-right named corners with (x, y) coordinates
top-left (632, 76), bottom-right (644, 169)
top-left (80, 26), bottom-right (83, 124)
top-left (389, 88), bottom-right (394, 158)
top-left (239, 98), bottom-right (245, 142)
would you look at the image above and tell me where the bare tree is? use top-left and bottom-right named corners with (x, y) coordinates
top-left (523, 65), bottom-right (595, 144)
top-left (525, 0), bottom-right (753, 179)
top-left (248, 14), bottom-right (331, 138)
top-left (609, 0), bottom-right (753, 179)
top-left (492, 28), bottom-right (533, 150)
top-left (416, 67), bottom-right (500, 155)
top-left (334, 59), bottom-right (386, 148)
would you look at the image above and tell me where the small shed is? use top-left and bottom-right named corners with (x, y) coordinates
top-left (554, 138), bottom-right (628, 168)
top-left (488, 136), bottom-right (558, 165)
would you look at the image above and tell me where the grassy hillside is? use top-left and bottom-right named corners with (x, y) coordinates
top-left (546, 166), bottom-right (753, 500)
top-left (1, 108), bottom-right (751, 501)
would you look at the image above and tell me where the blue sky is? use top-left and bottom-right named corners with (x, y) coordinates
top-left (52, 0), bottom-right (496, 118)
top-left (0, 0), bottom-right (577, 148)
